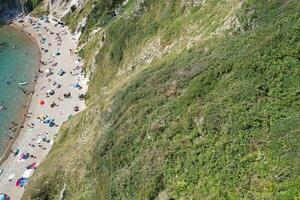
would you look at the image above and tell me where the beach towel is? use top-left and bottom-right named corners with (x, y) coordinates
top-left (22, 169), bottom-right (34, 178)
top-left (18, 152), bottom-right (25, 161)
top-left (26, 128), bottom-right (35, 133)
top-left (16, 177), bottom-right (27, 187)
top-left (18, 152), bottom-right (30, 162)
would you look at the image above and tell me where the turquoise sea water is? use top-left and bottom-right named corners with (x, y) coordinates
top-left (0, 26), bottom-right (39, 156)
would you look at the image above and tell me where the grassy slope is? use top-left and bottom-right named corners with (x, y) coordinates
top-left (27, 0), bottom-right (49, 16)
top-left (23, 0), bottom-right (300, 199)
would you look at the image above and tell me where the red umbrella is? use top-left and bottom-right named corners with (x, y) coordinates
top-left (39, 100), bottom-right (45, 105)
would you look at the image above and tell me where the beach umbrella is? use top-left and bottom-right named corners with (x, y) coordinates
top-left (39, 99), bottom-right (45, 105)
top-left (75, 83), bottom-right (81, 88)
top-left (47, 90), bottom-right (55, 95)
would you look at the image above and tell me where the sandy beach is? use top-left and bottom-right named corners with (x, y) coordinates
top-left (0, 14), bottom-right (87, 199)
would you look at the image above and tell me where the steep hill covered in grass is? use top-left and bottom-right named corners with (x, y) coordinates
top-left (23, 0), bottom-right (300, 199)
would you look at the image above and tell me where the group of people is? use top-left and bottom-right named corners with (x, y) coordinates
top-left (0, 14), bottom-right (86, 196)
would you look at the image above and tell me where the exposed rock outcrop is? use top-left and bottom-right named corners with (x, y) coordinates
top-left (47, 0), bottom-right (84, 17)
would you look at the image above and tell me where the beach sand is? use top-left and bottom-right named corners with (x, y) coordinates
top-left (0, 15), bottom-right (87, 199)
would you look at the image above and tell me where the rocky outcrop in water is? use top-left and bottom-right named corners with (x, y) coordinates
top-left (0, 0), bottom-right (30, 23)
top-left (0, 0), bottom-right (21, 20)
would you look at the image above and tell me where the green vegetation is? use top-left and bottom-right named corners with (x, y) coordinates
top-left (23, 0), bottom-right (300, 199)
top-left (27, 0), bottom-right (49, 16)
top-left (62, 0), bottom-right (94, 32)
top-left (30, 0), bottom-right (43, 8)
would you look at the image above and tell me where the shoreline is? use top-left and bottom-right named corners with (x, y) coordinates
top-left (0, 24), bottom-right (41, 166)
top-left (0, 14), bottom-right (87, 199)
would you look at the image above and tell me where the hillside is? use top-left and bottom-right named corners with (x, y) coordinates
top-left (22, 0), bottom-right (300, 199)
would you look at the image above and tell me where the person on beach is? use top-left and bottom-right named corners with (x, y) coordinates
top-left (28, 143), bottom-right (35, 148)
top-left (9, 127), bottom-right (16, 132)
top-left (12, 148), bottom-right (19, 157)
top-left (27, 123), bottom-right (34, 128)
top-left (8, 174), bottom-right (15, 182)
